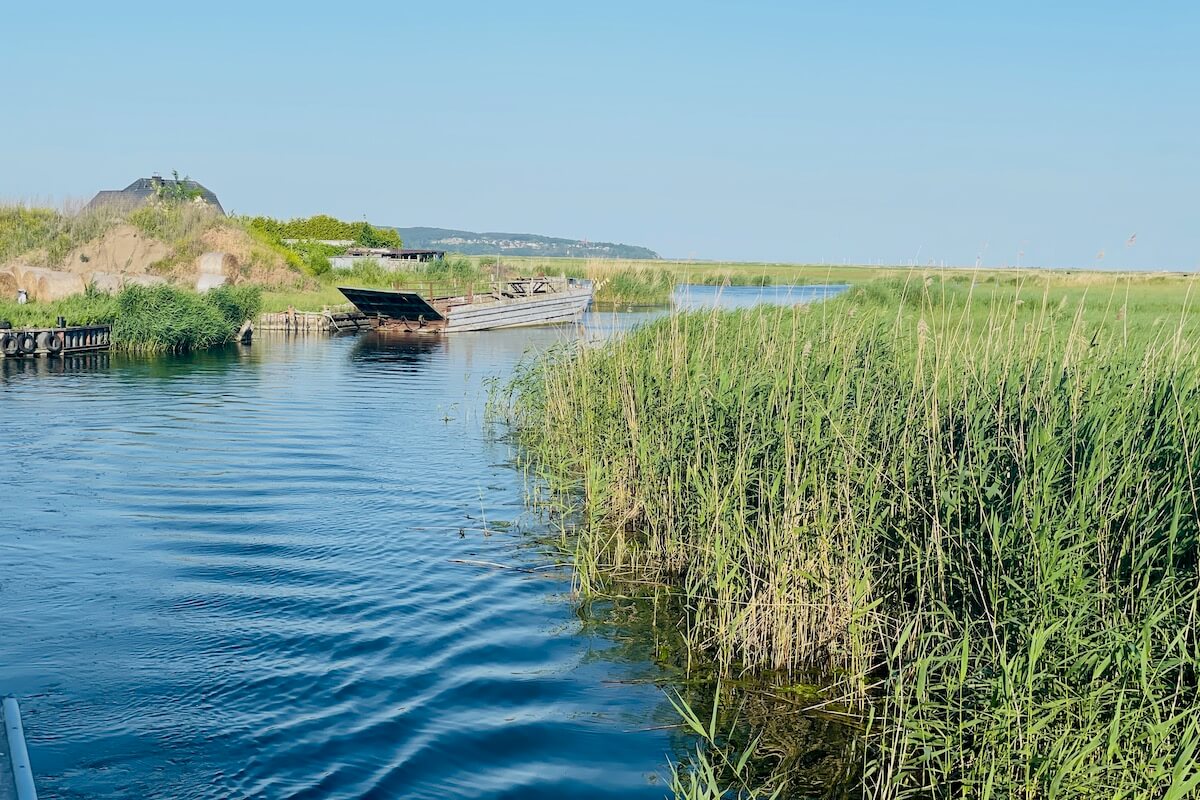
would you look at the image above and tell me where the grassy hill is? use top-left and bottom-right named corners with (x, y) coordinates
top-left (393, 226), bottom-right (659, 259)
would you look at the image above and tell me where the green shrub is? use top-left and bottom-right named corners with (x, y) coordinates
top-left (242, 214), bottom-right (401, 248)
top-left (0, 283), bottom-right (119, 328)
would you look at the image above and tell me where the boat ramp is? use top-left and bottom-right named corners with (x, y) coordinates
top-left (257, 308), bottom-right (375, 334)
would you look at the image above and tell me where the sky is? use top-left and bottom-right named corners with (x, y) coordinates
top-left (1, 1), bottom-right (1196, 268)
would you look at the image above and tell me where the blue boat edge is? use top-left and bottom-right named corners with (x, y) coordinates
top-left (1, 696), bottom-right (37, 800)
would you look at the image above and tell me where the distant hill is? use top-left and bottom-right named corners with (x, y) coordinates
top-left (392, 227), bottom-right (659, 259)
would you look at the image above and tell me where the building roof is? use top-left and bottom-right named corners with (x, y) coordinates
top-left (82, 176), bottom-right (225, 215)
top-left (345, 248), bottom-right (446, 257)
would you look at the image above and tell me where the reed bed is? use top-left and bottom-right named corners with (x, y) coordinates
top-left (555, 259), bottom-right (677, 306)
top-left (112, 284), bottom-right (261, 353)
top-left (0, 284), bottom-right (260, 353)
top-left (502, 276), bottom-right (1200, 798)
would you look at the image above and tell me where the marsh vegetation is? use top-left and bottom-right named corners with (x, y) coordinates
top-left (502, 273), bottom-right (1200, 798)
top-left (0, 284), bottom-right (261, 353)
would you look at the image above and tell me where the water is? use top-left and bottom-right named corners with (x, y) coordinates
top-left (674, 283), bottom-right (848, 311)
top-left (0, 286), bottom-right (844, 800)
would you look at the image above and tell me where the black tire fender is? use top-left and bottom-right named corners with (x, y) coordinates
top-left (0, 334), bottom-right (16, 356)
top-left (17, 332), bottom-right (37, 354)
top-left (38, 331), bottom-right (63, 354)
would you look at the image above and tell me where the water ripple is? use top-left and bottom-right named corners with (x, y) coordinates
top-left (2, 322), bottom-right (673, 799)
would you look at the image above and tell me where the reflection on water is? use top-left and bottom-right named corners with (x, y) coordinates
top-left (0, 352), bottom-right (112, 380)
top-left (2, 328), bottom-right (670, 800)
top-left (0, 286), bottom-right (843, 800)
top-left (349, 330), bottom-right (447, 365)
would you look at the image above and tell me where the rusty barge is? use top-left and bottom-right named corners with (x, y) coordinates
top-left (338, 277), bottom-right (593, 334)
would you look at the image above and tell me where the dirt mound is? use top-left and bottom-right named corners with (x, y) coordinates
top-left (41, 220), bottom-right (306, 289)
top-left (0, 219), bottom-right (308, 302)
top-left (60, 224), bottom-right (173, 275)
top-left (199, 226), bottom-right (304, 288)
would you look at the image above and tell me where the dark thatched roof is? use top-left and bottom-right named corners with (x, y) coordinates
top-left (83, 177), bottom-right (225, 215)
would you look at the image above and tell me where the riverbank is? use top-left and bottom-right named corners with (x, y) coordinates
top-left (265, 258), bottom-right (1199, 315)
top-left (0, 284), bottom-right (260, 352)
top-left (466, 255), bottom-right (1199, 306)
top-left (501, 272), bottom-right (1200, 798)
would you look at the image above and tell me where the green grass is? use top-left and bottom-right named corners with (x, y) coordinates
top-left (262, 256), bottom-right (490, 312)
top-left (464, 254), bottom-right (1200, 309)
top-left (558, 261), bottom-right (677, 306)
top-left (0, 205), bottom-right (125, 266)
top-left (0, 284), bottom-right (260, 352)
top-left (500, 272), bottom-right (1200, 798)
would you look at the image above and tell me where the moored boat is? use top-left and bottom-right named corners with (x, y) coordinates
top-left (339, 276), bottom-right (592, 333)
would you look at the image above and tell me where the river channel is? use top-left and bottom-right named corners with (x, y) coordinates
top-left (1, 284), bottom-right (845, 799)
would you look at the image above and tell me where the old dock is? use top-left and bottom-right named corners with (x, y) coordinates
top-left (258, 309), bottom-right (375, 334)
top-left (0, 324), bottom-right (111, 358)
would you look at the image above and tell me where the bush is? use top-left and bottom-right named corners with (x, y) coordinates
top-left (242, 215), bottom-right (402, 248)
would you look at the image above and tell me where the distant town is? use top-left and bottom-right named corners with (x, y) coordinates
top-left (394, 226), bottom-right (660, 259)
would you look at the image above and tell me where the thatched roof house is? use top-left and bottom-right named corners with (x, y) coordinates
top-left (83, 175), bottom-right (225, 215)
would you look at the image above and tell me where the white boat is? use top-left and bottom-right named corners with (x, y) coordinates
top-left (339, 277), bottom-right (593, 333)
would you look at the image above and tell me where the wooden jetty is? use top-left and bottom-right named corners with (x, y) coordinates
top-left (258, 308), bottom-right (376, 334)
top-left (1, 696), bottom-right (37, 800)
top-left (0, 324), bottom-right (111, 358)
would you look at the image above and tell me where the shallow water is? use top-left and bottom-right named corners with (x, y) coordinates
top-left (674, 283), bottom-right (848, 310)
top-left (1, 286), bottom-right (845, 800)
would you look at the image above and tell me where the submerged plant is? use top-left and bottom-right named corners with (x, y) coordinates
top-left (668, 688), bottom-right (782, 800)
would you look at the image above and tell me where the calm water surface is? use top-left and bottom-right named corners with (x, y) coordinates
top-left (1, 286), bottom-right (843, 800)
top-left (674, 283), bottom-right (848, 310)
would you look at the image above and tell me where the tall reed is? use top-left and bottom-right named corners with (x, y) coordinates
top-left (0, 284), bottom-right (260, 353)
top-left (111, 284), bottom-right (261, 352)
top-left (502, 276), bottom-right (1200, 797)
top-left (555, 259), bottom-right (676, 306)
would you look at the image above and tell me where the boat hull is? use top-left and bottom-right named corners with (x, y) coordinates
top-left (444, 287), bottom-right (592, 333)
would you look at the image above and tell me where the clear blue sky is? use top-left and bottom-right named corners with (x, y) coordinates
top-left (2, 1), bottom-right (1196, 268)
